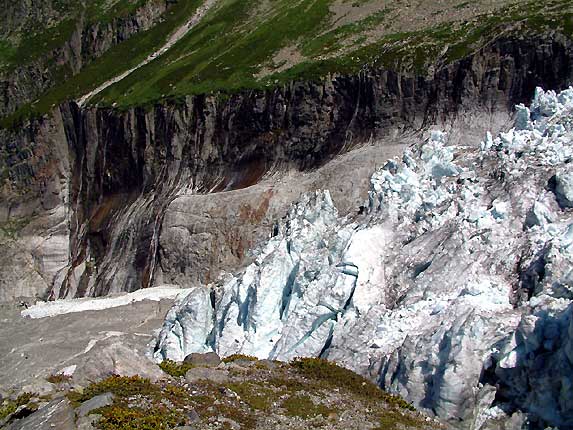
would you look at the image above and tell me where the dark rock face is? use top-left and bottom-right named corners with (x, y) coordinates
top-left (1, 33), bottom-right (572, 300)
top-left (0, 0), bottom-right (167, 117)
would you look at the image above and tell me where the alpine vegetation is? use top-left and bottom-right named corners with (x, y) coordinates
top-left (155, 88), bottom-right (573, 429)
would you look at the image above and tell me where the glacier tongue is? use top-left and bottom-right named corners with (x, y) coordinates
top-left (155, 88), bottom-right (573, 429)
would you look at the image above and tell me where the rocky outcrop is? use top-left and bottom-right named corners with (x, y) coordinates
top-left (0, 0), bottom-right (167, 117)
top-left (0, 33), bottom-right (572, 302)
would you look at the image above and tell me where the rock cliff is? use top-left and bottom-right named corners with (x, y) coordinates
top-left (0, 33), bottom-right (572, 302)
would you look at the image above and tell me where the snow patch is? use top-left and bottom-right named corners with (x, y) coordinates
top-left (22, 286), bottom-right (191, 319)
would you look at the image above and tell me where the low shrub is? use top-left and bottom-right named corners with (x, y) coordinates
top-left (46, 373), bottom-right (72, 384)
top-left (96, 405), bottom-right (182, 430)
top-left (222, 354), bottom-right (258, 363)
top-left (290, 358), bottom-right (415, 411)
top-left (0, 392), bottom-right (36, 420)
top-left (67, 375), bottom-right (157, 405)
top-left (158, 359), bottom-right (195, 378)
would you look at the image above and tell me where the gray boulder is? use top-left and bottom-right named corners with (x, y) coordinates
top-left (554, 167), bottom-right (573, 208)
top-left (185, 367), bottom-right (228, 384)
top-left (183, 352), bottom-right (221, 367)
top-left (76, 414), bottom-right (101, 430)
top-left (7, 398), bottom-right (75, 430)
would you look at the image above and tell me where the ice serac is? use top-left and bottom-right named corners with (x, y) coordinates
top-left (155, 88), bottom-right (573, 429)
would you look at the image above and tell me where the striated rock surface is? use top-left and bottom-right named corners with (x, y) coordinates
top-left (155, 88), bottom-right (573, 429)
top-left (1, 34), bottom-right (572, 302)
top-left (5, 398), bottom-right (76, 430)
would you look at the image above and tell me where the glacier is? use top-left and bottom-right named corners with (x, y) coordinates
top-left (154, 88), bottom-right (573, 429)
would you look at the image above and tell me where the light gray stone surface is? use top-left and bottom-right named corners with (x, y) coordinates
top-left (185, 367), bottom-right (229, 384)
top-left (183, 352), bottom-right (221, 367)
top-left (76, 393), bottom-right (114, 418)
top-left (0, 298), bottom-right (173, 396)
top-left (6, 398), bottom-right (75, 430)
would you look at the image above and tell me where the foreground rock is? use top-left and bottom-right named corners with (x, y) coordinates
top-left (5, 398), bottom-right (75, 430)
top-left (183, 352), bottom-right (222, 367)
top-left (76, 393), bottom-right (114, 418)
top-left (155, 88), bottom-right (573, 429)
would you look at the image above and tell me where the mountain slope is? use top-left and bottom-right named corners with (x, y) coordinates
top-left (0, 0), bottom-right (200, 119)
top-left (0, 30), bottom-right (571, 302)
top-left (2, 0), bottom-right (572, 126)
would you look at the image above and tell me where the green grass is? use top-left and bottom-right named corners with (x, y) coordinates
top-left (87, 0), bottom-right (573, 108)
top-left (86, 0), bottom-right (153, 25)
top-left (1, 0), bottom-right (203, 128)
top-left (0, 0), bottom-right (156, 71)
top-left (300, 6), bottom-right (394, 57)
top-left (89, 0), bottom-right (334, 106)
top-left (0, 40), bottom-right (17, 68)
top-left (1, 0), bottom-right (572, 128)
top-left (7, 18), bottom-right (77, 69)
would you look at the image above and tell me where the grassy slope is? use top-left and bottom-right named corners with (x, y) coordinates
top-left (0, 0), bottom-right (203, 127)
top-left (2, 0), bottom-right (573, 127)
top-left (0, 0), bottom-right (157, 71)
top-left (91, 0), bottom-right (573, 107)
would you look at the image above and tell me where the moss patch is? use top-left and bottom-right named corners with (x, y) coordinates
top-left (0, 393), bottom-right (36, 421)
top-left (282, 394), bottom-right (335, 419)
top-left (222, 354), bottom-right (259, 363)
top-left (158, 359), bottom-right (196, 378)
top-left (0, 217), bottom-right (30, 241)
top-left (291, 357), bottom-right (415, 411)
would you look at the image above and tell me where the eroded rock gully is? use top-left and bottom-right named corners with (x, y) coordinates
top-left (0, 33), bottom-right (572, 302)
